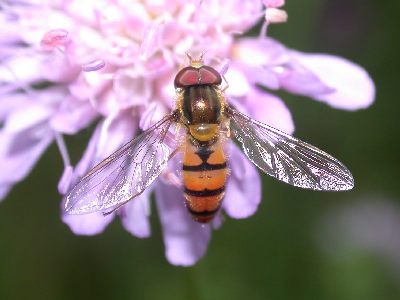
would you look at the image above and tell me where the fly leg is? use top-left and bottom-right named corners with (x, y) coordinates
top-left (221, 74), bottom-right (230, 92)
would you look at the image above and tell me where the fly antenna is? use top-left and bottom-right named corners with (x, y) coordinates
top-left (186, 52), bottom-right (193, 64)
top-left (186, 52), bottom-right (205, 67)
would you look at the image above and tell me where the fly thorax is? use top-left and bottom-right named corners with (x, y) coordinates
top-left (182, 85), bottom-right (222, 124)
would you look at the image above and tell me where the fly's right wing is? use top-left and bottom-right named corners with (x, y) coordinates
top-left (225, 106), bottom-right (354, 191)
top-left (64, 113), bottom-right (178, 215)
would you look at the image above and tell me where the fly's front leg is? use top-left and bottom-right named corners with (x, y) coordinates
top-left (221, 74), bottom-right (230, 92)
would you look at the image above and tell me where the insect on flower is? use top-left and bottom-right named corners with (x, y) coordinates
top-left (64, 54), bottom-right (354, 223)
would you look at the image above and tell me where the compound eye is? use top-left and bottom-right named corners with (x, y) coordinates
top-left (199, 66), bottom-right (222, 85)
top-left (174, 67), bottom-right (199, 88)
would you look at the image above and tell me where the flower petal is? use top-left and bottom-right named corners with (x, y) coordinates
top-left (113, 69), bottom-right (152, 109)
top-left (4, 103), bottom-right (54, 133)
top-left (73, 122), bottom-right (102, 179)
top-left (120, 188), bottom-right (152, 238)
top-left (0, 185), bottom-right (11, 201)
top-left (96, 110), bottom-right (138, 159)
top-left (290, 51), bottom-right (375, 110)
top-left (243, 88), bottom-right (295, 134)
top-left (228, 89), bottom-right (294, 134)
top-left (58, 165), bottom-right (74, 195)
top-left (0, 55), bottom-right (44, 84)
top-left (224, 66), bottom-right (251, 98)
top-left (0, 125), bottom-right (53, 186)
top-left (155, 181), bottom-right (211, 266)
top-left (234, 37), bottom-right (289, 70)
top-left (50, 96), bottom-right (98, 134)
top-left (232, 38), bottom-right (289, 90)
top-left (62, 212), bottom-right (114, 235)
top-left (0, 92), bottom-right (29, 122)
top-left (275, 59), bottom-right (335, 96)
top-left (140, 21), bottom-right (161, 60)
top-left (223, 144), bottom-right (262, 219)
top-left (40, 52), bottom-right (81, 83)
top-left (138, 102), bottom-right (168, 130)
top-left (67, 110), bottom-right (137, 189)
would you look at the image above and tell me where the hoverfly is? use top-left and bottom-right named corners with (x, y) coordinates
top-left (64, 55), bottom-right (354, 223)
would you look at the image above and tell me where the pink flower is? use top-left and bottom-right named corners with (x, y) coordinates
top-left (0, 0), bottom-right (375, 266)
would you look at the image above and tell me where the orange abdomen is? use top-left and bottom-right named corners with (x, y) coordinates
top-left (182, 138), bottom-right (228, 223)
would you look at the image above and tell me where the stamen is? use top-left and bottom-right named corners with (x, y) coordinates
top-left (265, 8), bottom-right (288, 24)
top-left (219, 59), bottom-right (230, 76)
top-left (140, 22), bottom-right (161, 60)
top-left (259, 21), bottom-right (269, 39)
top-left (54, 131), bottom-right (74, 194)
top-left (141, 196), bottom-right (151, 217)
top-left (40, 29), bottom-right (70, 51)
top-left (81, 59), bottom-right (106, 72)
top-left (263, 0), bottom-right (285, 8)
top-left (54, 131), bottom-right (71, 167)
top-left (58, 166), bottom-right (73, 194)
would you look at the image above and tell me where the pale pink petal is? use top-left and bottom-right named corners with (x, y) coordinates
top-left (113, 69), bottom-right (152, 109)
top-left (224, 66), bottom-right (251, 98)
top-left (0, 15), bottom-right (21, 44)
top-left (4, 103), bottom-right (53, 133)
top-left (223, 144), bottom-right (262, 219)
top-left (0, 185), bottom-right (11, 201)
top-left (69, 110), bottom-right (137, 186)
top-left (215, 0), bottom-right (263, 32)
top-left (58, 165), bottom-right (73, 195)
top-left (0, 125), bottom-right (53, 184)
top-left (0, 55), bottom-right (44, 84)
top-left (233, 38), bottom-right (336, 95)
top-left (160, 20), bottom-right (184, 47)
top-left (0, 93), bottom-right (30, 122)
top-left (276, 59), bottom-right (335, 96)
top-left (138, 102), bottom-right (170, 131)
top-left (139, 21), bottom-right (161, 60)
top-left (234, 37), bottom-right (289, 70)
top-left (50, 96), bottom-right (98, 134)
top-left (139, 102), bottom-right (158, 130)
top-left (3, 87), bottom-right (67, 133)
top-left (157, 69), bottom-right (180, 109)
top-left (68, 72), bottom-right (110, 102)
top-left (73, 123), bottom-right (102, 178)
top-left (155, 181), bottom-right (211, 266)
top-left (290, 51), bottom-right (375, 110)
top-left (228, 88), bottom-right (295, 134)
top-left (62, 212), bottom-right (114, 235)
top-left (112, 2), bottom-right (150, 41)
top-left (120, 188), bottom-right (152, 238)
top-left (95, 110), bottom-right (137, 159)
top-left (40, 53), bottom-right (81, 83)
top-left (232, 38), bottom-right (289, 89)
top-left (245, 88), bottom-right (295, 134)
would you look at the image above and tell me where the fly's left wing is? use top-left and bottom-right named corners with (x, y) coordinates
top-left (64, 113), bottom-right (178, 215)
top-left (225, 106), bottom-right (354, 191)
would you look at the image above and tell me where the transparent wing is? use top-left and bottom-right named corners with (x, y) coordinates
top-left (64, 113), bottom-right (178, 215)
top-left (225, 106), bottom-right (354, 191)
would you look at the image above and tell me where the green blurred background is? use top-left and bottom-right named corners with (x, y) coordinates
top-left (1, 0), bottom-right (399, 299)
